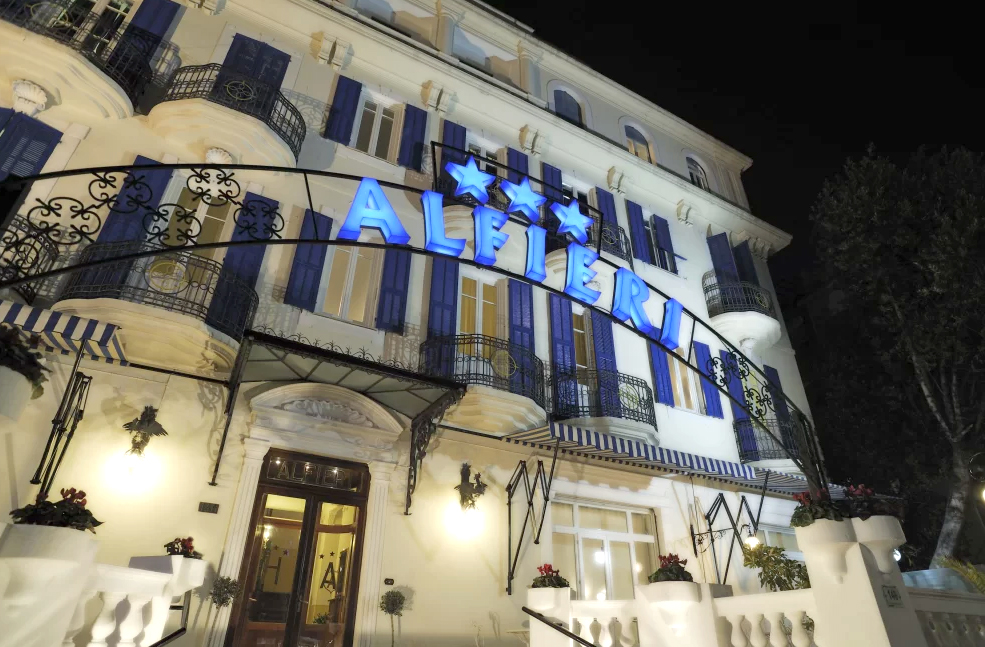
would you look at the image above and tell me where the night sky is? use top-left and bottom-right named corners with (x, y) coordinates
top-left (484, 1), bottom-right (985, 304)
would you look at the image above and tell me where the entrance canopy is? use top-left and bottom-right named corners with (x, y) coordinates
top-left (0, 299), bottom-right (128, 365)
top-left (242, 330), bottom-right (462, 421)
top-left (507, 422), bottom-right (844, 498)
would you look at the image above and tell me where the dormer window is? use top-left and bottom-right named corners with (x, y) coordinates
top-left (687, 156), bottom-right (709, 190)
top-left (553, 89), bottom-right (583, 126)
top-left (625, 126), bottom-right (651, 163)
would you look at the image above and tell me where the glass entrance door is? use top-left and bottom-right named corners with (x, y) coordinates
top-left (231, 454), bottom-right (368, 647)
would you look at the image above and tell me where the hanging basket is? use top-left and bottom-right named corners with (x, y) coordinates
top-left (0, 365), bottom-right (34, 423)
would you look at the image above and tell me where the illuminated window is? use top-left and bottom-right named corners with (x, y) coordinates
top-left (755, 526), bottom-right (802, 560)
top-left (321, 235), bottom-right (381, 325)
top-left (687, 157), bottom-right (709, 190)
top-left (353, 98), bottom-right (396, 161)
top-left (459, 276), bottom-right (501, 357)
top-left (625, 126), bottom-right (651, 163)
top-left (552, 501), bottom-right (659, 601)
top-left (666, 347), bottom-right (706, 415)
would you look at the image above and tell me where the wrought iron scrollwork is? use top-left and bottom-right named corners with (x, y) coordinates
top-left (406, 389), bottom-right (465, 514)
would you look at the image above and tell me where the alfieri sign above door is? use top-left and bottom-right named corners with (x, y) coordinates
top-left (339, 156), bottom-right (686, 351)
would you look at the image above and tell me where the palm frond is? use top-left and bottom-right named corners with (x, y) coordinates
top-left (938, 556), bottom-right (985, 595)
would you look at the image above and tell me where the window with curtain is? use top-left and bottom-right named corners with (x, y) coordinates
top-left (686, 157), bottom-right (709, 190)
top-left (552, 501), bottom-right (659, 601)
top-left (321, 235), bottom-right (382, 325)
top-left (352, 97), bottom-right (396, 161)
top-left (625, 126), bottom-right (651, 163)
top-left (666, 347), bottom-right (707, 415)
top-left (459, 276), bottom-right (501, 356)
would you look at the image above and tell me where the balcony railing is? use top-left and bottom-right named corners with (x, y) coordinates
top-left (0, 0), bottom-right (179, 105)
top-left (431, 143), bottom-right (633, 263)
top-left (161, 64), bottom-right (306, 159)
top-left (0, 215), bottom-right (58, 303)
top-left (551, 368), bottom-right (656, 428)
top-left (419, 333), bottom-right (546, 408)
top-left (702, 271), bottom-right (777, 318)
top-left (733, 418), bottom-right (802, 463)
top-left (58, 240), bottom-right (258, 341)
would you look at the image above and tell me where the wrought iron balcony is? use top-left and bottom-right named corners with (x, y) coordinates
top-left (58, 240), bottom-right (258, 341)
top-left (160, 64), bottom-right (306, 159)
top-left (0, 0), bottom-right (178, 105)
top-left (431, 143), bottom-right (633, 263)
top-left (733, 418), bottom-right (802, 463)
top-left (0, 215), bottom-right (58, 303)
top-left (702, 271), bottom-right (777, 319)
top-left (419, 333), bottom-right (546, 408)
top-left (550, 368), bottom-right (656, 428)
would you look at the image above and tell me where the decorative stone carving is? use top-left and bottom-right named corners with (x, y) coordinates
top-left (315, 33), bottom-right (350, 69)
top-left (12, 79), bottom-right (48, 116)
top-left (734, 232), bottom-right (772, 259)
top-left (205, 147), bottom-right (233, 165)
top-left (676, 199), bottom-right (697, 227)
top-left (193, 0), bottom-right (224, 16)
top-left (607, 166), bottom-right (627, 194)
top-left (277, 399), bottom-right (378, 428)
top-left (421, 81), bottom-right (452, 113)
top-left (519, 125), bottom-right (544, 156)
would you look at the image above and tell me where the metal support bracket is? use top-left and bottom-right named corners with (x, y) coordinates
top-left (505, 437), bottom-right (560, 595)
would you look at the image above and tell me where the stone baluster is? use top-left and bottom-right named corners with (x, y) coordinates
top-left (63, 591), bottom-right (97, 647)
top-left (87, 592), bottom-right (126, 647)
top-left (747, 613), bottom-right (768, 647)
top-left (138, 595), bottom-right (173, 647)
top-left (765, 611), bottom-right (788, 647)
top-left (785, 610), bottom-right (811, 647)
top-left (117, 595), bottom-right (153, 647)
top-left (726, 615), bottom-right (749, 647)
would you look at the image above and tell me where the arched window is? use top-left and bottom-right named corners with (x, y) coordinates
top-left (553, 89), bottom-right (583, 126)
top-left (625, 126), bottom-right (651, 163)
top-left (686, 156), bottom-right (709, 190)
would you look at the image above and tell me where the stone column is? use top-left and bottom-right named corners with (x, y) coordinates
top-left (434, 1), bottom-right (458, 54)
top-left (353, 461), bottom-right (396, 647)
top-left (517, 42), bottom-right (541, 96)
top-left (205, 437), bottom-right (270, 647)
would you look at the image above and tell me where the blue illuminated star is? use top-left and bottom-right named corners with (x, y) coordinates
top-left (500, 177), bottom-right (546, 222)
top-left (550, 200), bottom-right (593, 245)
top-left (445, 156), bottom-right (496, 203)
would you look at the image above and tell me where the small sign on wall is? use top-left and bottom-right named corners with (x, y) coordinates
top-left (882, 584), bottom-right (904, 608)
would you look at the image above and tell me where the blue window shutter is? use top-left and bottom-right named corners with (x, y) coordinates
top-left (284, 210), bottom-right (333, 312)
top-left (221, 35), bottom-right (290, 87)
top-left (764, 364), bottom-right (795, 447)
top-left (541, 163), bottom-right (563, 201)
top-left (554, 90), bottom-right (582, 125)
top-left (720, 349), bottom-right (757, 459)
top-left (652, 215), bottom-right (677, 274)
top-left (549, 293), bottom-right (578, 413)
top-left (692, 342), bottom-right (723, 418)
top-left (206, 193), bottom-right (276, 336)
top-left (127, 0), bottom-right (178, 37)
top-left (440, 119), bottom-right (467, 166)
top-left (0, 114), bottom-right (61, 181)
top-left (590, 310), bottom-right (621, 417)
top-left (508, 279), bottom-right (535, 395)
top-left (425, 256), bottom-right (459, 376)
top-left (0, 107), bottom-right (12, 129)
top-left (397, 104), bottom-right (428, 171)
top-left (376, 249), bottom-right (412, 333)
top-left (324, 75), bottom-right (363, 143)
top-left (507, 148), bottom-right (528, 184)
top-left (649, 342), bottom-right (675, 406)
top-left (96, 155), bottom-right (172, 244)
top-left (732, 240), bottom-right (759, 286)
top-left (707, 232), bottom-right (739, 283)
top-left (595, 187), bottom-right (617, 226)
top-left (626, 200), bottom-right (653, 264)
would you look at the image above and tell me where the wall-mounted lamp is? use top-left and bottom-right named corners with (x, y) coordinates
top-left (741, 524), bottom-right (761, 549)
top-left (123, 406), bottom-right (168, 456)
top-left (455, 462), bottom-right (487, 509)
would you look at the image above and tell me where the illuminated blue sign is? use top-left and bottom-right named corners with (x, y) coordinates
top-left (445, 157), bottom-right (496, 203)
top-left (564, 242), bottom-right (600, 304)
top-left (338, 178), bottom-right (411, 244)
top-left (500, 177), bottom-right (546, 223)
top-left (473, 206), bottom-right (510, 266)
top-left (549, 199), bottom-right (593, 245)
top-left (422, 190), bottom-right (466, 257)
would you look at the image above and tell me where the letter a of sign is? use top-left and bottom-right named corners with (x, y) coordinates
top-left (337, 178), bottom-right (411, 244)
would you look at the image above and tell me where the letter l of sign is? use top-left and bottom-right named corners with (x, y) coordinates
top-left (422, 190), bottom-right (466, 257)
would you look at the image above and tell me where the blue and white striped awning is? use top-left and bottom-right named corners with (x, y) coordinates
top-left (1, 300), bottom-right (128, 365)
top-left (507, 422), bottom-right (843, 498)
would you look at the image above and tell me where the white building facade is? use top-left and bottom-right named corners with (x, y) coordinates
top-left (0, 0), bottom-right (822, 645)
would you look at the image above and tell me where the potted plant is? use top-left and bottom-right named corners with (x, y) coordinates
top-left (637, 554), bottom-right (699, 635)
top-left (845, 484), bottom-right (906, 573)
top-left (527, 564), bottom-right (572, 616)
top-left (0, 323), bottom-right (49, 421)
top-left (648, 554), bottom-right (694, 583)
top-left (380, 590), bottom-right (406, 647)
top-left (164, 536), bottom-right (203, 559)
top-left (208, 576), bottom-right (242, 608)
top-left (791, 489), bottom-right (855, 579)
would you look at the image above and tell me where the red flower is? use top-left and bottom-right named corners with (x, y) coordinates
top-left (793, 491), bottom-right (812, 506)
top-left (658, 554), bottom-right (686, 568)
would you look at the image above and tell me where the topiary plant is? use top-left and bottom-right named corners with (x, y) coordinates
top-left (208, 576), bottom-right (242, 608)
top-left (379, 590), bottom-right (406, 647)
top-left (648, 554), bottom-right (694, 583)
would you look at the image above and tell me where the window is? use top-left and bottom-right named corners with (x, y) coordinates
top-left (561, 184), bottom-right (591, 217)
top-left (459, 276), bottom-right (500, 338)
top-left (666, 347), bottom-right (706, 414)
top-left (467, 142), bottom-right (500, 176)
top-left (755, 526), bottom-right (802, 560)
top-left (166, 186), bottom-right (233, 259)
top-left (321, 235), bottom-right (382, 325)
top-left (353, 98), bottom-right (396, 161)
top-left (687, 157), bottom-right (709, 190)
top-left (552, 501), bottom-right (659, 601)
top-left (625, 126), bottom-right (651, 163)
top-left (640, 217), bottom-right (677, 274)
top-left (553, 89), bottom-right (583, 126)
top-left (572, 311), bottom-right (590, 371)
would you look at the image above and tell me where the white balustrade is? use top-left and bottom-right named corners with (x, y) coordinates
top-left (908, 588), bottom-right (985, 647)
top-left (570, 600), bottom-right (638, 647)
top-left (713, 589), bottom-right (817, 647)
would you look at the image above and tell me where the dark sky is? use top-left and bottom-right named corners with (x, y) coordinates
top-left (484, 0), bottom-right (985, 304)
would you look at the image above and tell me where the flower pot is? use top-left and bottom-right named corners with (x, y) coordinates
top-left (852, 515), bottom-right (905, 574)
top-left (129, 554), bottom-right (208, 593)
top-left (794, 518), bottom-right (856, 581)
top-left (0, 365), bottom-right (33, 423)
top-left (527, 586), bottom-right (572, 614)
top-left (636, 581), bottom-right (701, 637)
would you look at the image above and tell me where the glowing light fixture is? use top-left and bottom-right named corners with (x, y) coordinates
top-left (743, 531), bottom-right (761, 549)
top-left (893, 549), bottom-right (902, 562)
top-left (594, 550), bottom-right (606, 565)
